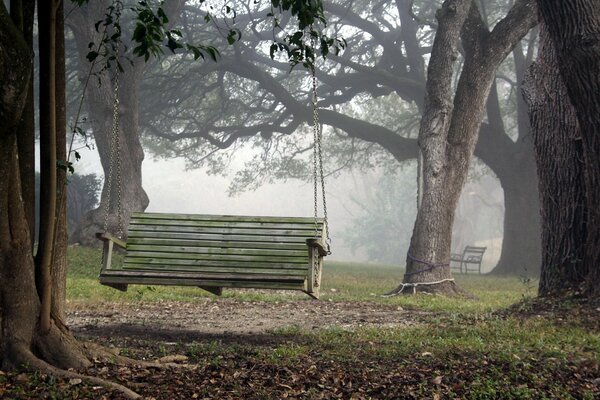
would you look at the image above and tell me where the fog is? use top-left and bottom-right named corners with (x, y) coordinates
top-left (55, 0), bottom-right (523, 273)
top-left (72, 143), bottom-right (504, 270)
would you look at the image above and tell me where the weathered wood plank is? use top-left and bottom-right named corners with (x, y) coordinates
top-left (100, 275), bottom-right (306, 290)
top-left (127, 231), bottom-right (319, 244)
top-left (126, 238), bottom-right (308, 251)
top-left (121, 264), bottom-right (307, 276)
top-left (125, 251), bottom-right (307, 264)
top-left (128, 225), bottom-right (321, 238)
top-left (100, 269), bottom-right (306, 282)
top-left (123, 258), bottom-right (308, 270)
top-left (131, 212), bottom-right (323, 224)
top-left (126, 244), bottom-right (307, 257)
top-left (129, 218), bottom-right (323, 231)
top-left (96, 232), bottom-right (127, 249)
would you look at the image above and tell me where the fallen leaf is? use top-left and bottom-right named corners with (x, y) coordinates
top-left (158, 355), bottom-right (189, 363)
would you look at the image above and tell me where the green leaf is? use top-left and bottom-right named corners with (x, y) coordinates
top-left (86, 51), bottom-right (99, 62)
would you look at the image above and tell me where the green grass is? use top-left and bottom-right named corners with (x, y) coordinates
top-left (67, 246), bottom-right (533, 313)
top-left (6, 246), bottom-right (591, 399)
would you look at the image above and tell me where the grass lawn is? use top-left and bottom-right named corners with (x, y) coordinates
top-left (1, 246), bottom-right (597, 399)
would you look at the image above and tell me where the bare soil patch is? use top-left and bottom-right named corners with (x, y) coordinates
top-left (67, 296), bottom-right (417, 344)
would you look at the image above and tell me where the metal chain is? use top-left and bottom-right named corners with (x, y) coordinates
top-left (114, 76), bottom-right (124, 239)
top-left (309, 32), bottom-right (331, 253)
top-left (102, 70), bottom-right (124, 239)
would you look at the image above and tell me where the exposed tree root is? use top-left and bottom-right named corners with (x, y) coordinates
top-left (383, 280), bottom-right (475, 298)
top-left (7, 345), bottom-right (142, 399)
top-left (81, 341), bottom-right (191, 369)
top-left (33, 322), bottom-right (91, 369)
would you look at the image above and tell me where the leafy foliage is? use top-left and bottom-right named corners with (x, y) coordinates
top-left (81, 0), bottom-right (343, 70)
top-left (131, 1), bottom-right (220, 61)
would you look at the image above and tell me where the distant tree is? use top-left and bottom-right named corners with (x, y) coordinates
top-left (34, 172), bottom-right (102, 237)
top-left (385, 0), bottom-right (536, 295)
top-left (66, 173), bottom-right (101, 233)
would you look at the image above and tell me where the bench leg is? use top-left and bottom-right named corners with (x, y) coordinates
top-left (101, 282), bottom-right (128, 291)
top-left (306, 246), bottom-right (321, 299)
top-left (199, 286), bottom-right (223, 296)
top-left (101, 240), bottom-right (114, 271)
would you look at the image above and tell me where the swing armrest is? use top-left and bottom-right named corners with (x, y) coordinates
top-left (96, 232), bottom-right (127, 249)
top-left (306, 238), bottom-right (329, 257)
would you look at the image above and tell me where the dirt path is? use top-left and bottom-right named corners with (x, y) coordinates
top-left (67, 296), bottom-right (418, 343)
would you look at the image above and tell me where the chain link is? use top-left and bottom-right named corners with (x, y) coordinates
top-left (102, 65), bottom-right (124, 239)
top-left (309, 31), bottom-right (331, 253)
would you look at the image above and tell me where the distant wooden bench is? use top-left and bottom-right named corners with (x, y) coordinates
top-left (97, 213), bottom-right (328, 299)
top-left (450, 246), bottom-right (486, 274)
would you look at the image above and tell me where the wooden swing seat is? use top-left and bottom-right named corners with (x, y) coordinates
top-left (97, 212), bottom-right (328, 299)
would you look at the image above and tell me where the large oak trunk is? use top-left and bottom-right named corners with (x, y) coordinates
top-left (67, 2), bottom-right (149, 246)
top-left (523, 23), bottom-right (588, 296)
top-left (536, 0), bottom-right (600, 298)
top-left (1, 0), bottom-right (89, 371)
top-left (493, 163), bottom-right (541, 276)
top-left (391, 0), bottom-right (536, 295)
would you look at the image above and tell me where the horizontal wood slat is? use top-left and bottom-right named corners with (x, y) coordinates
top-left (126, 238), bottom-right (308, 251)
top-left (100, 274), bottom-right (305, 290)
top-left (128, 225), bottom-right (319, 238)
top-left (127, 231), bottom-right (315, 244)
top-left (132, 212), bottom-right (322, 224)
top-left (101, 269), bottom-right (305, 282)
top-left (126, 244), bottom-right (308, 257)
top-left (121, 263), bottom-right (307, 276)
top-left (126, 251), bottom-right (308, 264)
top-left (123, 258), bottom-right (308, 270)
top-left (130, 218), bottom-right (322, 231)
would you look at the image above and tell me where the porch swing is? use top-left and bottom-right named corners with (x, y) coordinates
top-left (96, 60), bottom-right (331, 299)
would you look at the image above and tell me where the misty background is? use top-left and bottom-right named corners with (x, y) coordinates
top-left (38, 0), bottom-right (516, 273)
top-left (64, 142), bottom-right (504, 271)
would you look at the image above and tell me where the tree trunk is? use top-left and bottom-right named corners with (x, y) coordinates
top-left (36, 0), bottom-right (58, 334)
top-left (53, 0), bottom-right (69, 321)
top-left (394, 0), bottom-right (473, 296)
top-left (0, 2), bottom-right (90, 370)
top-left (11, 0), bottom-right (36, 247)
top-left (536, 0), bottom-right (600, 298)
top-left (523, 23), bottom-right (587, 296)
top-left (388, 0), bottom-right (537, 295)
top-left (492, 158), bottom-right (541, 276)
top-left (67, 2), bottom-right (149, 246)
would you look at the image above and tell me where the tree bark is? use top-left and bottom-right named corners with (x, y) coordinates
top-left (11, 0), bottom-right (36, 247)
top-left (523, 23), bottom-right (587, 296)
top-left (536, 0), bottom-right (600, 298)
top-left (1, 1), bottom-right (90, 370)
top-left (36, 0), bottom-right (59, 333)
top-left (53, 0), bottom-right (69, 321)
